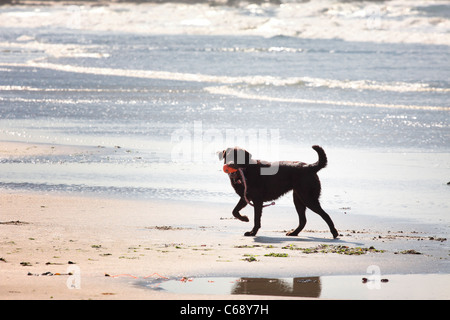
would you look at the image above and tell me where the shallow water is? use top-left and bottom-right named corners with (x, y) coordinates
top-left (142, 274), bottom-right (450, 299)
top-left (0, 1), bottom-right (449, 224)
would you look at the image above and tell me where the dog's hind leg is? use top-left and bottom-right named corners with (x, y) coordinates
top-left (232, 197), bottom-right (249, 222)
top-left (287, 192), bottom-right (307, 236)
top-left (305, 199), bottom-right (339, 239)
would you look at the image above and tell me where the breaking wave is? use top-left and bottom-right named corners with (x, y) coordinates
top-left (1, 62), bottom-right (449, 94)
top-left (1, 1), bottom-right (450, 45)
top-left (2, 61), bottom-right (449, 111)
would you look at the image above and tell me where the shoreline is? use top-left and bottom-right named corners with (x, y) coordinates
top-left (1, 190), bottom-right (448, 300)
top-left (0, 140), bottom-right (96, 157)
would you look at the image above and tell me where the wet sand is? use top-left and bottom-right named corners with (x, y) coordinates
top-left (0, 140), bottom-right (90, 157)
top-left (1, 190), bottom-right (448, 300)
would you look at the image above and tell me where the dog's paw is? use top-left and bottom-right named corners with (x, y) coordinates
top-left (244, 231), bottom-right (257, 237)
top-left (239, 215), bottom-right (249, 222)
top-left (332, 229), bottom-right (340, 239)
top-left (286, 230), bottom-right (299, 236)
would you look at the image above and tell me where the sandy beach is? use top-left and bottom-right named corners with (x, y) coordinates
top-left (1, 191), bottom-right (449, 300)
top-left (1, 142), bottom-right (449, 300)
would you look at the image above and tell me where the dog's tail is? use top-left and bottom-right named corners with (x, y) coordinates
top-left (309, 145), bottom-right (327, 172)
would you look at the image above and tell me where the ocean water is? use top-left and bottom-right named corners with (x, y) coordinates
top-left (0, 1), bottom-right (449, 223)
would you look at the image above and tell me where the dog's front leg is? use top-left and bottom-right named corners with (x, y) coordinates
top-left (244, 201), bottom-right (262, 236)
top-left (232, 198), bottom-right (249, 222)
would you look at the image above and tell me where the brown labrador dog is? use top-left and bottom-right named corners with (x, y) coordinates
top-left (219, 145), bottom-right (339, 238)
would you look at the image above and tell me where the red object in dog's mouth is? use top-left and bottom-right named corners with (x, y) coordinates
top-left (223, 164), bottom-right (237, 174)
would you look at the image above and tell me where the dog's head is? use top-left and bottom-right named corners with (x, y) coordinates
top-left (218, 147), bottom-right (253, 168)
